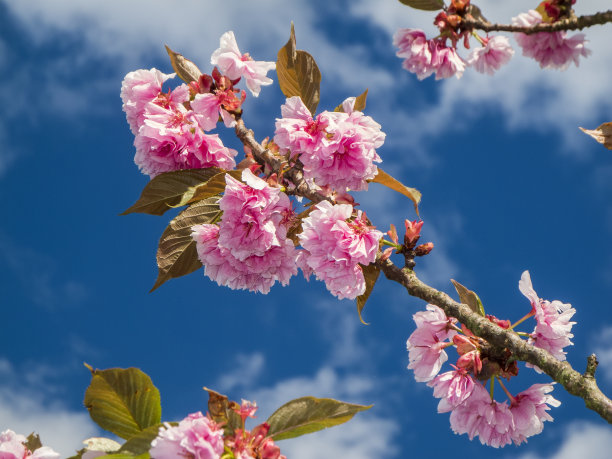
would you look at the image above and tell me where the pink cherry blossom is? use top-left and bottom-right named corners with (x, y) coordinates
top-left (411, 304), bottom-right (458, 342)
top-left (428, 368), bottom-right (475, 413)
top-left (297, 201), bottom-right (383, 299)
top-left (519, 271), bottom-right (576, 365)
top-left (511, 383), bottom-right (560, 445)
top-left (0, 430), bottom-right (60, 459)
top-left (449, 382), bottom-right (514, 448)
top-left (150, 412), bottom-right (224, 459)
top-left (274, 97), bottom-right (385, 192)
top-left (468, 36), bottom-right (515, 75)
top-left (120, 68), bottom-right (175, 134)
top-left (393, 28), bottom-right (435, 80)
top-left (430, 41), bottom-right (466, 80)
top-left (191, 92), bottom-right (239, 131)
top-left (218, 169), bottom-right (293, 261)
top-left (211, 31), bottom-right (276, 97)
top-left (512, 10), bottom-right (591, 70)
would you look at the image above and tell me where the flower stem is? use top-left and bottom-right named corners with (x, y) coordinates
top-left (510, 311), bottom-right (535, 330)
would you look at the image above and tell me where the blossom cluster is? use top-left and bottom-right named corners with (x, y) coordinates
top-left (274, 96), bottom-right (385, 192)
top-left (0, 430), bottom-right (60, 459)
top-left (406, 271), bottom-right (574, 447)
top-left (393, 5), bottom-right (589, 79)
top-left (121, 31), bottom-right (276, 177)
top-left (150, 402), bottom-right (286, 459)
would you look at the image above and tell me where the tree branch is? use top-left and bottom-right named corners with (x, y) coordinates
top-left (377, 257), bottom-right (612, 424)
top-left (463, 10), bottom-right (612, 34)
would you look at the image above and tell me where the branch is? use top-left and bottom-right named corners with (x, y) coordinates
top-left (377, 257), bottom-right (612, 424)
top-left (463, 10), bottom-right (612, 34)
top-left (233, 117), bottom-right (612, 424)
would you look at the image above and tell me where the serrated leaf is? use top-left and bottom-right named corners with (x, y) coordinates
top-left (119, 425), bottom-right (166, 455)
top-left (334, 89), bottom-right (368, 113)
top-left (451, 279), bottom-right (485, 316)
top-left (84, 366), bottom-right (161, 440)
top-left (580, 122), bottom-right (612, 150)
top-left (370, 168), bottom-right (421, 215)
top-left (151, 197), bottom-right (222, 292)
top-left (121, 169), bottom-right (224, 216)
top-left (25, 433), bottom-right (42, 452)
top-left (203, 387), bottom-right (241, 436)
top-left (356, 263), bottom-right (380, 325)
top-left (165, 45), bottom-right (202, 83)
top-left (267, 397), bottom-right (371, 441)
top-left (398, 0), bottom-right (444, 11)
top-left (176, 170), bottom-right (242, 207)
top-left (277, 23), bottom-right (321, 115)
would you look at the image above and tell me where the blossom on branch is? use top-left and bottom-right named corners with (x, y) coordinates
top-left (150, 412), bottom-right (224, 459)
top-left (297, 201), bottom-right (382, 299)
top-left (0, 430), bottom-right (60, 459)
top-left (211, 31), bottom-right (276, 97)
top-left (467, 36), bottom-right (515, 75)
top-left (512, 10), bottom-right (591, 70)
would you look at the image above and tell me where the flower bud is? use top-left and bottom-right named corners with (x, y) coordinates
top-left (414, 242), bottom-right (434, 256)
top-left (404, 220), bottom-right (423, 248)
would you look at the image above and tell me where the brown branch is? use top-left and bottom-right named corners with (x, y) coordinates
top-left (233, 118), bottom-right (329, 204)
top-left (377, 257), bottom-right (612, 424)
top-left (463, 10), bottom-right (612, 34)
top-left (233, 117), bottom-right (612, 424)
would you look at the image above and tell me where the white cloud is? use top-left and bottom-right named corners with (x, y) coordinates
top-left (0, 359), bottom-right (99, 457)
top-left (217, 352), bottom-right (265, 392)
top-left (517, 422), bottom-right (612, 459)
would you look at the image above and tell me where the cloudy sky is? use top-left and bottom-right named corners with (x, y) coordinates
top-left (1, 0), bottom-right (612, 457)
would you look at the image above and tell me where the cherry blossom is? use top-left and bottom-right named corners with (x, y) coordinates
top-left (393, 28), bottom-right (434, 80)
top-left (510, 383), bottom-right (560, 445)
top-left (468, 36), bottom-right (515, 75)
top-left (150, 412), bottom-right (224, 459)
top-left (211, 31), bottom-right (276, 97)
top-left (0, 430), bottom-right (60, 459)
top-left (428, 368), bottom-right (475, 413)
top-left (512, 10), bottom-right (591, 70)
top-left (430, 41), bottom-right (466, 80)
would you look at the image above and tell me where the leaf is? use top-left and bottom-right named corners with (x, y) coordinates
top-left (119, 425), bottom-right (167, 455)
top-left (276, 23), bottom-right (322, 115)
top-left (286, 205), bottom-right (315, 245)
top-left (165, 45), bottom-right (203, 83)
top-left (121, 169), bottom-right (225, 216)
top-left (267, 397), bottom-right (371, 441)
top-left (83, 365), bottom-right (161, 440)
top-left (450, 279), bottom-right (485, 316)
top-left (467, 4), bottom-right (490, 25)
top-left (356, 263), bottom-right (380, 325)
top-left (25, 433), bottom-right (42, 452)
top-left (151, 197), bottom-right (222, 292)
top-left (203, 387), bottom-right (241, 436)
top-left (334, 89), bottom-right (368, 113)
top-left (580, 122), bottom-right (612, 150)
top-left (84, 437), bottom-right (122, 454)
top-left (176, 169), bottom-right (243, 207)
top-left (398, 0), bottom-right (444, 11)
top-left (370, 168), bottom-right (421, 215)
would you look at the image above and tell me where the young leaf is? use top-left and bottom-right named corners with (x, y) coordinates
top-left (286, 205), bottom-right (315, 245)
top-left (267, 397), bottom-right (372, 441)
top-left (119, 425), bottom-right (167, 456)
top-left (334, 89), bottom-right (368, 113)
top-left (450, 279), bottom-right (485, 316)
top-left (165, 45), bottom-right (203, 83)
top-left (121, 169), bottom-right (225, 216)
top-left (25, 433), bottom-right (42, 452)
top-left (177, 169), bottom-right (242, 207)
top-left (580, 122), bottom-right (612, 150)
top-left (276, 23), bottom-right (322, 115)
top-left (83, 366), bottom-right (162, 440)
top-left (356, 263), bottom-right (380, 325)
top-left (151, 197), bottom-right (222, 292)
top-left (398, 0), bottom-right (444, 11)
top-left (203, 387), bottom-right (241, 435)
top-left (370, 168), bottom-right (421, 215)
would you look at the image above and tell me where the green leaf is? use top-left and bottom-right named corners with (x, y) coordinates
top-left (165, 45), bottom-right (202, 83)
top-left (83, 366), bottom-right (161, 440)
top-left (276, 23), bottom-right (322, 115)
top-left (334, 89), bottom-right (368, 113)
top-left (450, 279), bottom-right (485, 316)
top-left (356, 263), bottom-right (380, 325)
top-left (119, 425), bottom-right (167, 456)
top-left (370, 168), bottom-right (421, 215)
top-left (398, 0), bottom-right (444, 11)
top-left (121, 169), bottom-right (224, 216)
top-left (151, 197), bottom-right (222, 292)
top-left (175, 169), bottom-right (242, 208)
top-left (267, 397), bottom-right (372, 441)
top-left (25, 433), bottom-right (42, 452)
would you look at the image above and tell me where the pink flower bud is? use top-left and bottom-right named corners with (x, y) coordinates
top-left (452, 334), bottom-right (476, 355)
top-left (404, 220), bottom-right (423, 248)
top-left (414, 242), bottom-right (434, 256)
top-left (456, 350), bottom-right (483, 375)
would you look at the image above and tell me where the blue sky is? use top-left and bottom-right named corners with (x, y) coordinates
top-left (1, 0), bottom-right (612, 457)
